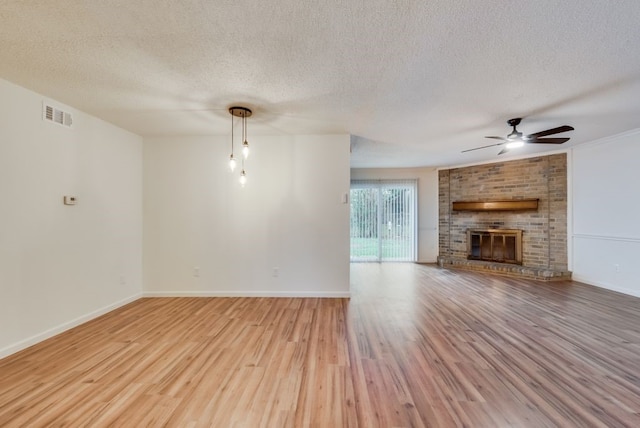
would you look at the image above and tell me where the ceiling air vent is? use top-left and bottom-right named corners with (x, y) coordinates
top-left (43, 102), bottom-right (73, 128)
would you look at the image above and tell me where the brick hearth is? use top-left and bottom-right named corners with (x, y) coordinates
top-left (437, 256), bottom-right (571, 281)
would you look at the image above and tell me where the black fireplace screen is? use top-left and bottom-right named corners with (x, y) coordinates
top-left (467, 229), bottom-right (523, 264)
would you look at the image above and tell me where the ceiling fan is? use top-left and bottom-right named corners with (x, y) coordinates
top-left (462, 118), bottom-right (574, 155)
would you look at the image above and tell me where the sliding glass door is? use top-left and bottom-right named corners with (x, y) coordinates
top-left (350, 180), bottom-right (417, 262)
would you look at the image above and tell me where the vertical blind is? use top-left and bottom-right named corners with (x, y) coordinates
top-left (350, 179), bottom-right (417, 262)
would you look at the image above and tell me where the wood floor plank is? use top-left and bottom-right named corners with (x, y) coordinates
top-left (2, 264), bottom-right (640, 426)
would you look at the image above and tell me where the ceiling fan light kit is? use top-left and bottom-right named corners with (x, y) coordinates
top-left (506, 140), bottom-right (524, 149)
top-left (463, 118), bottom-right (574, 155)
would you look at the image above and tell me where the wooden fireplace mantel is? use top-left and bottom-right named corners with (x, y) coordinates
top-left (452, 199), bottom-right (538, 211)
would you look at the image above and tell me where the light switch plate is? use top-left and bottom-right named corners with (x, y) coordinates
top-left (63, 196), bottom-right (77, 205)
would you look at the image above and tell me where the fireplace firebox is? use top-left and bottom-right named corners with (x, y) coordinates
top-left (467, 229), bottom-right (523, 264)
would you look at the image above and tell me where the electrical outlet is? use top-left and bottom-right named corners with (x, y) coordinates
top-left (614, 264), bottom-right (621, 273)
top-left (119, 276), bottom-right (126, 285)
top-left (273, 267), bottom-right (279, 277)
top-left (193, 267), bottom-right (200, 278)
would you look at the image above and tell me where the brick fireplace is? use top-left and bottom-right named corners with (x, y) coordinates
top-left (438, 153), bottom-right (571, 280)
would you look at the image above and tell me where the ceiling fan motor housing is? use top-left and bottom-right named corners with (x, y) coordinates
top-left (507, 130), bottom-right (523, 140)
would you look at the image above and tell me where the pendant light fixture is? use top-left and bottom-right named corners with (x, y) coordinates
top-left (228, 106), bottom-right (252, 186)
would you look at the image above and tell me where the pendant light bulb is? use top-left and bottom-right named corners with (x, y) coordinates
top-left (242, 140), bottom-right (250, 158)
top-left (229, 154), bottom-right (237, 172)
top-left (239, 170), bottom-right (247, 187)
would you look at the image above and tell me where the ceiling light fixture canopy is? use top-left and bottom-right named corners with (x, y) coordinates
top-left (228, 106), bottom-right (252, 186)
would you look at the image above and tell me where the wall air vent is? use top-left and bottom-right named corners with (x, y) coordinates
top-left (43, 102), bottom-right (73, 128)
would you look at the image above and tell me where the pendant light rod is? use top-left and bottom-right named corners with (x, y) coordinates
top-left (242, 112), bottom-right (250, 159)
top-left (229, 109), bottom-right (236, 171)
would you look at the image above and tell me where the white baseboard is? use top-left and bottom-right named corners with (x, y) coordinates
top-left (143, 291), bottom-right (351, 298)
top-left (0, 293), bottom-right (142, 360)
top-left (572, 275), bottom-right (640, 298)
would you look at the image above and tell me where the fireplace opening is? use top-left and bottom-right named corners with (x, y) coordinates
top-left (467, 229), bottom-right (523, 264)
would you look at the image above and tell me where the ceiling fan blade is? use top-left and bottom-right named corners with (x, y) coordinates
top-left (461, 141), bottom-right (507, 153)
top-left (527, 137), bottom-right (570, 145)
top-left (497, 147), bottom-right (509, 155)
top-left (485, 136), bottom-right (507, 141)
top-left (527, 125), bottom-right (574, 139)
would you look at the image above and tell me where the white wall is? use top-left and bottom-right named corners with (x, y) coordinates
top-left (350, 167), bottom-right (439, 263)
top-left (143, 134), bottom-right (351, 297)
top-left (571, 129), bottom-right (640, 297)
top-left (0, 78), bottom-right (143, 358)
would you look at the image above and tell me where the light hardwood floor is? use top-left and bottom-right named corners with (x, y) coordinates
top-left (1, 264), bottom-right (640, 427)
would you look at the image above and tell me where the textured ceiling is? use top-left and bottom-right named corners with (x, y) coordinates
top-left (1, 1), bottom-right (640, 167)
